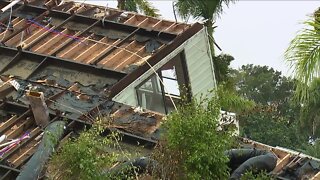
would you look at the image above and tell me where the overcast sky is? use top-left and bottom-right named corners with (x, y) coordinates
top-left (82, 0), bottom-right (320, 76)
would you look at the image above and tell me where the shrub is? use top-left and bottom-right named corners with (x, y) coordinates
top-left (153, 97), bottom-right (234, 179)
top-left (47, 121), bottom-right (120, 180)
top-left (241, 171), bottom-right (274, 180)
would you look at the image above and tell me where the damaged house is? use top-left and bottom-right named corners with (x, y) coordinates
top-left (0, 0), bottom-right (318, 179)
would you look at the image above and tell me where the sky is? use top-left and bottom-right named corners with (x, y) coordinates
top-left (80, 0), bottom-right (320, 76)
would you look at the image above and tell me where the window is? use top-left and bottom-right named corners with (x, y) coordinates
top-left (136, 51), bottom-right (190, 114)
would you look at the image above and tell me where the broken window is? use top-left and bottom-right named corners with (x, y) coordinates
top-left (136, 51), bottom-right (190, 114)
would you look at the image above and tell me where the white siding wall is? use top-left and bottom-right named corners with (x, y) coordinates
top-left (113, 27), bottom-right (216, 106)
top-left (184, 28), bottom-right (216, 98)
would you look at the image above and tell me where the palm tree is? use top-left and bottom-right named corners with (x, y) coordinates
top-left (117, 0), bottom-right (159, 17)
top-left (285, 8), bottom-right (320, 102)
top-left (174, 0), bottom-right (235, 85)
top-left (174, 0), bottom-right (235, 55)
top-left (299, 78), bottom-right (320, 137)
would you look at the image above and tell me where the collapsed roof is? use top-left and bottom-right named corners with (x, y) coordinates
top-left (0, 0), bottom-right (200, 178)
top-left (0, 0), bottom-right (319, 179)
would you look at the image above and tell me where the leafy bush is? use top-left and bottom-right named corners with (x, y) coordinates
top-left (47, 122), bottom-right (120, 180)
top-left (153, 97), bottom-right (234, 179)
top-left (241, 171), bottom-right (273, 180)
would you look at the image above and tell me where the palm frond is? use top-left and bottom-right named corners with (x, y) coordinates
top-left (134, 0), bottom-right (160, 17)
top-left (285, 16), bottom-right (320, 102)
top-left (124, 0), bottom-right (138, 12)
top-left (174, 0), bottom-right (235, 22)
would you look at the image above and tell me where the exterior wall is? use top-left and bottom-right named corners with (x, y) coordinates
top-left (113, 27), bottom-right (216, 106)
top-left (184, 27), bottom-right (216, 98)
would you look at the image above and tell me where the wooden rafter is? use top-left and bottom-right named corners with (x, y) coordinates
top-left (57, 33), bottom-right (94, 59)
top-left (74, 36), bottom-right (107, 63)
top-left (90, 39), bottom-right (121, 64)
top-left (114, 45), bottom-right (146, 71)
top-left (33, 29), bottom-right (71, 54)
top-left (273, 154), bottom-right (291, 173)
top-left (99, 40), bottom-right (136, 67)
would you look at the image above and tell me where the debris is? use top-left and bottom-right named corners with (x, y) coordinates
top-left (26, 91), bottom-right (50, 127)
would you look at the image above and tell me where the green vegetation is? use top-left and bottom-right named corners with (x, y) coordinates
top-left (47, 122), bottom-right (122, 180)
top-left (285, 8), bottom-right (320, 102)
top-left (47, 2), bottom-right (320, 179)
top-left (299, 78), bottom-right (320, 137)
top-left (218, 84), bottom-right (255, 114)
top-left (153, 97), bottom-right (234, 179)
top-left (240, 106), bottom-right (304, 149)
top-left (241, 171), bottom-right (274, 180)
top-left (302, 141), bottom-right (320, 158)
top-left (174, 0), bottom-right (236, 81)
top-left (227, 65), bottom-right (306, 150)
top-left (117, 0), bottom-right (159, 17)
top-left (174, 0), bottom-right (235, 47)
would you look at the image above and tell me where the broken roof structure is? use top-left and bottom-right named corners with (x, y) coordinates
top-left (0, 0), bottom-right (319, 179)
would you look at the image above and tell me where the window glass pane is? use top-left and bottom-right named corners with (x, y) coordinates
top-left (136, 74), bottom-right (166, 114)
top-left (163, 78), bottom-right (180, 96)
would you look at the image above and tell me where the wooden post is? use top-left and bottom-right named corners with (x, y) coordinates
top-left (0, 81), bottom-right (14, 99)
top-left (26, 91), bottom-right (50, 127)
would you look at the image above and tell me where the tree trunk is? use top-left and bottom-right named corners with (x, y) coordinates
top-left (205, 20), bottom-right (215, 57)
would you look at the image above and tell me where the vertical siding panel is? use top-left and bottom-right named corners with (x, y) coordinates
top-left (184, 28), bottom-right (216, 99)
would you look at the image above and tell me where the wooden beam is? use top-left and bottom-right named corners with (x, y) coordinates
top-left (57, 33), bottom-right (94, 59)
top-left (6, 26), bottom-right (38, 47)
top-left (273, 154), bottom-right (291, 173)
top-left (123, 15), bottom-right (136, 25)
top-left (33, 29), bottom-right (70, 54)
top-left (11, 140), bottom-right (41, 168)
top-left (164, 22), bottom-right (177, 33)
top-left (0, 115), bottom-right (17, 132)
top-left (0, 111), bottom-right (30, 136)
top-left (75, 6), bottom-right (86, 14)
top-left (6, 117), bottom-right (34, 139)
top-left (90, 39), bottom-right (120, 64)
top-left (26, 91), bottom-right (50, 127)
top-left (50, 20), bottom-right (100, 56)
top-left (152, 20), bottom-right (163, 30)
top-left (137, 18), bottom-right (149, 28)
top-left (0, 17), bottom-right (23, 40)
top-left (1, 10), bottom-right (49, 44)
top-left (311, 171), bottom-right (320, 180)
top-left (115, 45), bottom-right (145, 71)
top-left (2, 127), bottom-right (41, 163)
top-left (92, 27), bottom-right (140, 65)
top-left (21, 24), bottom-right (51, 49)
top-left (0, 81), bottom-right (14, 99)
top-left (25, 14), bottom-right (76, 50)
top-left (74, 37), bottom-right (107, 63)
top-left (99, 40), bottom-right (136, 67)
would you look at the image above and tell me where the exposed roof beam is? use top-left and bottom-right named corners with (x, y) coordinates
top-left (0, 46), bottom-right (127, 80)
top-left (50, 19), bottom-right (100, 56)
top-left (109, 23), bottom-right (204, 98)
top-left (24, 14), bottom-right (76, 50)
top-left (92, 27), bottom-right (140, 65)
top-left (0, 2), bottom-right (177, 41)
top-left (1, 10), bottom-right (49, 44)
